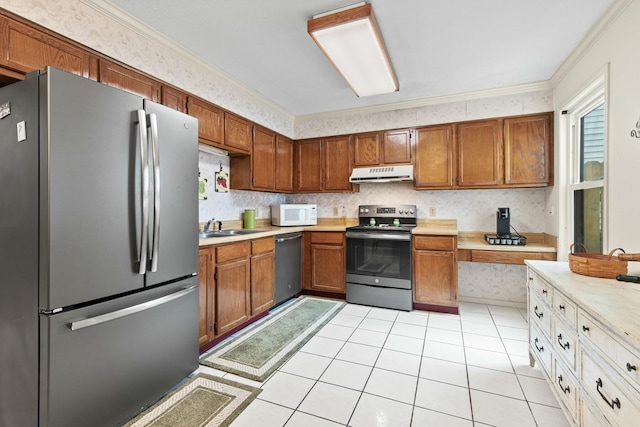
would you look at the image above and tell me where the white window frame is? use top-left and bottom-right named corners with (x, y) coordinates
top-left (560, 73), bottom-right (608, 256)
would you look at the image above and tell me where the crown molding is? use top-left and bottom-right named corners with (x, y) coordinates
top-left (294, 80), bottom-right (552, 123)
top-left (80, 0), bottom-right (294, 123)
top-left (550, 0), bottom-right (632, 88)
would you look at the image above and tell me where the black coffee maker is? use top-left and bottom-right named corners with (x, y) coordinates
top-left (496, 207), bottom-right (510, 237)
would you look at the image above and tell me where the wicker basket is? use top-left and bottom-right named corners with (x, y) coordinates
top-left (568, 244), bottom-right (628, 279)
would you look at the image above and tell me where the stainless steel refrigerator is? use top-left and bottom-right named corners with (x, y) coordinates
top-left (0, 67), bottom-right (200, 427)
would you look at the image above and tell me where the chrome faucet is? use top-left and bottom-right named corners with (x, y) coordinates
top-left (203, 218), bottom-right (215, 232)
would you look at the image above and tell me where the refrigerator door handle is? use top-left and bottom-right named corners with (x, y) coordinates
top-left (69, 285), bottom-right (197, 331)
top-left (149, 113), bottom-right (160, 272)
top-left (137, 109), bottom-right (149, 275)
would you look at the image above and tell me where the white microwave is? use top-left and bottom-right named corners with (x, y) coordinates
top-left (271, 204), bottom-right (317, 226)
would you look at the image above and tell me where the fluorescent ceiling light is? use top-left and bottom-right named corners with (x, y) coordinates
top-left (308, 2), bottom-right (398, 97)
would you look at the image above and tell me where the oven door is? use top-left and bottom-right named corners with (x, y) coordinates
top-left (345, 231), bottom-right (412, 289)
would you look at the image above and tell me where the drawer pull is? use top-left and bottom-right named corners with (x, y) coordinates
top-left (582, 325), bottom-right (590, 332)
top-left (596, 378), bottom-right (621, 410)
top-left (626, 362), bottom-right (637, 372)
top-left (534, 337), bottom-right (544, 352)
top-left (559, 304), bottom-right (565, 310)
top-left (557, 375), bottom-right (571, 394)
top-left (557, 334), bottom-right (570, 350)
top-left (542, 289), bottom-right (548, 294)
top-left (534, 306), bottom-right (544, 319)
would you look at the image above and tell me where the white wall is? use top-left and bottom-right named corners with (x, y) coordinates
top-left (551, 0), bottom-right (640, 256)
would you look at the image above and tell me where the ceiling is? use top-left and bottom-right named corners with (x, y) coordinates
top-left (107, 0), bottom-right (614, 117)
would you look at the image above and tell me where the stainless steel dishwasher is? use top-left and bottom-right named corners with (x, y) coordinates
top-left (274, 232), bottom-right (302, 305)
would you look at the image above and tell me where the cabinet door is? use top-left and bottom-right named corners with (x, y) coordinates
top-left (323, 135), bottom-right (353, 192)
top-left (0, 16), bottom-right (90, 77)
top-left (504, 113), bottom-right (553, 186)
top-left (225, 112), bottom-right (252, 153)
top-left (275, 135), bottom-right (294, 192)
top-left (252, 126), bottom-right (276, 191)
top-left (161, 86), bottom-right (187, 112)
top-left (383, 129), bottom-right (412, 164)
top-left (186, 96), bottom-right (223, 146)
top-left (98, 60), bottom-right (159, 101)
top-left (414, 125), bottom-right (454, 189)
top-left (413, 250), bottom-right (457, 307)
top-left (216, 257), bottom-right (250, 335)
top-left (198, 247), bottom-right (215, 346)
top-left (311, 244), bottom-right (345, 293)
top-left (354, 132), bottom-right (381, 166)
top-left (456, 120), bottom-right (502, 187)
top-left (296, 139), bottom-right (323, 192)
top-left (251, 251), bottom-right (275, 315)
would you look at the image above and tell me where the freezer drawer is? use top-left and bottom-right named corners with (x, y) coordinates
top-left (39, 279), bottom-right (199, 427)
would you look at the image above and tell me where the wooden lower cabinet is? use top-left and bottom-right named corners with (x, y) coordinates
top-left (250, 237), bottom-right (275, 315)
top-left (198, 246), bottom-right (215, 346)
top-left (303, 232), bottom-right (346, 294)
top-left (215, 241), bottom-right (251, 336)
top-left (412, 235), bottom-right (458, 311)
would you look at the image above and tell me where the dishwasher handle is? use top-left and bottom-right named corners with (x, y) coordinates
top-left (276, 234), bottom-right (303, 243)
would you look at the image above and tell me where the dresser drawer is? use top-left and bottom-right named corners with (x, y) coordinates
top-left (528, 270), bottom-right (553, 305)
top-left (580, 395), bottom-right (610, 427)
top-left (555, 358), bottom-right (579, 418)
top-left (579, 310), bottom-right (640, 390)
top-left (530, 324), bottom-right (552, 376)
top-left (553, 291), bottom-right (577, 329)
top-left (554, 320), bottom-right (578, 371)
top-left (529, 289), bottom-right (552, 339)
top-left (581, 349), bottom-right (640, 426)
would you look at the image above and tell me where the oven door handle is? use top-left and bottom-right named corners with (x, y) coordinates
top-left (346, 231), bottom-right (411, 241)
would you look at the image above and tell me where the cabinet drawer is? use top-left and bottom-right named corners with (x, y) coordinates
top-left (553, 291), bottom-right (577, 329)
top-left (251, 236), bottom-right (275, 254)
top-left (581, 349), bottom-right (640, 426)
top-left (581, 395), bottom-right (610, 427)
top-left (413, 235), bottom-right (455, 251)
top-left (530, 324), bottom-right (552, 376)
top-left (553, 320), bottom-right (577, 371)
top-left (216, 241), bottom-right (250, 263)
top-left (528, 270), bottom-right (553, 304)
top-left (529, 289), bottom-right (551, 339)
top-left (310, 232), bottom-right (343, 245)
top-left (579, 310), bottom-right (640, 390)
top-left (554, 358), bottom-right (579, 418)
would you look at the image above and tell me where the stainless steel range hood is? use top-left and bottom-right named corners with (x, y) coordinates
top-left (349, 165), bottom-right (414, 183)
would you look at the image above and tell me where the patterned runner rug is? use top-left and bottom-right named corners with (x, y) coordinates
top-left (200, 296), bottom-right (345, 381)
top-left (122, 374), bottom-right (260, 427)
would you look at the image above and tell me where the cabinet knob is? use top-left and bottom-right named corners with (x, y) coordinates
top-left (542, 289), bottom-right (548, 294)
top-left (559, 304), bottom-right (565, 310)
top-left (627, 362), bottom-right (637, 372)
top-left (582, 325), bottom-right (590, 332)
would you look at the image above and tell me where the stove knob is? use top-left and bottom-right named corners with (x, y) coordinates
top-left (409, 209), bottom-right (414, 214)
top-left (399, 209), bottom-right (404, 214)
top-left (359, 208), bottom-right (364, 213)
top-left (364, 208), bottom-right (369, 214)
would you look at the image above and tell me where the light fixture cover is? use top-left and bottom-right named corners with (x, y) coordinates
top-left (308, 3), bottom-right (398, 97)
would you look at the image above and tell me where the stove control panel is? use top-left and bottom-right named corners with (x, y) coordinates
top-left (358, 205), bottom-right (417, 218)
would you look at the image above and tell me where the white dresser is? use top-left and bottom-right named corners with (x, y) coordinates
top-left (526, 261), bottom-right (640, 426)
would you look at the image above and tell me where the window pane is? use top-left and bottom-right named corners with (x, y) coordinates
top-left (579, 104), bottom-right (604, 182)
top-left (573, 187), bottom-right (603, 253)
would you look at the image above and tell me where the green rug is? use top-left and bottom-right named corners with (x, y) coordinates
top-left (122, 373), bottom-right (260, 427)
top-left (200, 296), bottom-right (345, 381)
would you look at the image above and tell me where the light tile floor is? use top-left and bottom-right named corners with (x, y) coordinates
top-left (197, 301), bottom-right (571, 427)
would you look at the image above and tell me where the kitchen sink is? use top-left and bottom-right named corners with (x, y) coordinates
top-left (198, 229), bottom-right (267, 238)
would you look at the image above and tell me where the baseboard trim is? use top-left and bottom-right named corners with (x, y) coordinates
top-left (459, 296), bottom-right (526, 309)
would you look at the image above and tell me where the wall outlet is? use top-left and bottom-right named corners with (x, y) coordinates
top-left (429, 207), bottom-right (436, 217)
top-left (333, 206), bottom-right (339, 216)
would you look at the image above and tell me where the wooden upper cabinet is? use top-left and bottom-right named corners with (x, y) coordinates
top-left (296, 139), bottom-right (323, 192)
top-left (456, 119), bottom-right (502, 188)
top-left (161, 86), bottom-right (187, 112)
top-left (225, 113), bottom-right (252, 153)
top-left (276, 135), bottom-right (294, 192)
top-left (354, 132), bottom-right (381, 166)
top-left (504, 112), bottom-right (553, 187)
top-left (186, 96), bottom-right (223, 146)
top-left (323, 135), bottom-right (353, 192)
top-left (252, 126), bottom-right (276, 191)
top-left (0, 16), bottom-right (90, 77)
top-left (98, 60), bottom-right (159, 101)
top-left (383, 129), bottom-right (412, 164)
top-left (414, 125), bottom-right (455, 189)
